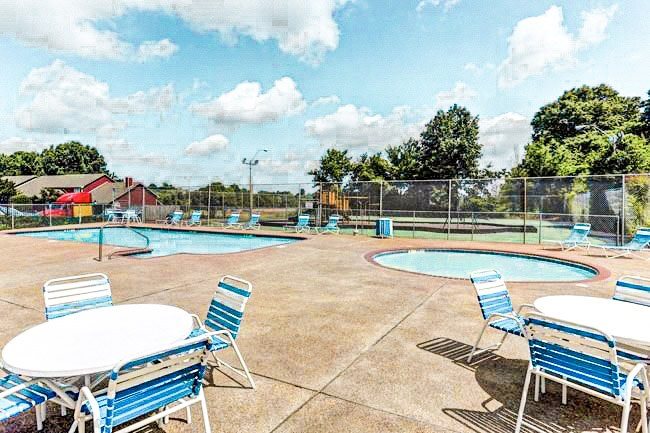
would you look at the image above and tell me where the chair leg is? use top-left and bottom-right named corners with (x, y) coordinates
top-left (541, 377), bottom-right (546, 394)
top-left (534, 375), bottom-right (540, 402)
top-left (199, 389), bottom-right (212, 433)
top-left (186, 406), bottom-right (192, 424)
top-left (35, 405), bottom-right (43, 431)
top-left (514, 365), bottom-right (534, 433)
top-left (561, 380), bottom-right (567, 405)
top-left (639, 393), bottom-right (648, 433)
top-left (61, 405), bottom-right (67, 416)
top-left (230, 340), bottom-right (256, 389)
top-left (467, 320), bottom-right (491, 363)
top-left (620, 397), bottom-right (632, 433)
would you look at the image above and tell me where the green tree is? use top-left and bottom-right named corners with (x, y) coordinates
top-left (40, 141), bottom-right (107, 175)
top-left (308, 149), bottom-right (354, 184)
top-left (0, 179), bottom-right (16, 202)
top-left (385, 138), bottom-right (420, 180)
top-left (517, 84), bottom-right (650, 176)
top-left (642, 90), bottom-right (650, 138)
top-left (351, 152), bottom-right (394, 181)
top-left (417, 104), bottom-right (482, 179)
top-left (0, 151), bottom-right (43, 175)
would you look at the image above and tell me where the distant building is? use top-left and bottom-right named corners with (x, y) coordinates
top-left (1, 174), bottom-right (158, 206)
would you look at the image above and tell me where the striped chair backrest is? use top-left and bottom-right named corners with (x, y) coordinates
top-left (226, 213), bottom-right (240, 224)
top-left (171, 211), bottom-right (183, 222)
top-left (614, 275), bottom-right (650, 306)
top-left (567, 223), bottom-right (591, 241)
top-left (105, 336), bottom-right (211, 432)
top-left (326, 215), bottom-right (340, 227)
top-left (297, 215), bottom-right (310, 226)
top-left (523, 313), bottom-right (622, 398)
top-left (249, 214), bottom-right (260, 224)
top-left (204, 276), bottom-right (252, 340)
top-left (43, 273), bottom-right (112, 320)
top-left (627, 227), bottom-right (650, 249)
top-left (469, 269), bottom-right (513, 320)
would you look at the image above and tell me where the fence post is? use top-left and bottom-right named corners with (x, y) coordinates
top-left (538, 212), bottom-right (542, 244)
top-left (412, 210), bottom-right (415, 238)
top-left (49, 203), bottom-right (52, 227)
top-left (222, 192), bottom-right (225, 218)
top-left (319, 182), bottom-right (323, 224)
top-left (141, 185), bottom-right (145, 222)
top-left (621, 174), bottom-right (626, 245)
top-left (11, 202), bottom-right (15, 230)
top-left (379, 181), bottom-right (383, 218)
top-left (447, 179), bottom-right (452, 240)
top-left (471, 212), bottom-right (474, 241)
top-left (298, 184), bottom-right (302, 215)
top-left (523, 178), bottom-right (527, 244)
top-left (207, 183), bottom-right (211, 226)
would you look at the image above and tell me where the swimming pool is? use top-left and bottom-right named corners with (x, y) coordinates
top-left (16, 227), bottom-right (298, 258)
top-left (372, 249), bottom-right (597, 282)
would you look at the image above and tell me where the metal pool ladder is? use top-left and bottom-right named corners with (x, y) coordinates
top-left (96, 222), bottom-right (152, 261)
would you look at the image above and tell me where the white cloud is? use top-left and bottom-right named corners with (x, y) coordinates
top-left (311, 95), bottom-right (341, 108)
top-left (416, 0), bottom-right (460, 13)
top-left (305, 104), bottom-right (422, 149)
top-left (435, 81), bottom-right (477, 108)
top-left (190, 77), bottom-right (306, 126)
top-left (479, 112), bottom-right (531, 169)
top-left (498, 5), bottom-right (618, 88)
top-left (136, 39), bottom-right (179, 62)
top-left (463, 62), bottom-right (495, 76)
top-left (0, 1), bottom-right (351, 64)
top-left (185, 134), bottom-right (230, 155)
top-left (15, 60), bottom-right (175, 133)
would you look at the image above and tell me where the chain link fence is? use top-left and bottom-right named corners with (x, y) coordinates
top-left (3, 174), bottom-right (649, 246)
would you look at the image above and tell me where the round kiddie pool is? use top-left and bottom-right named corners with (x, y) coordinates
top-left (371, 249), bottom-right (598, 282)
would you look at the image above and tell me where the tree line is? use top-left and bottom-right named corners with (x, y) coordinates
top-left (309, 84), bottom-right (650, 184)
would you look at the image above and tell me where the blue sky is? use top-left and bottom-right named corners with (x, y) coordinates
top-left (1, 0), bottom-right (648, 187)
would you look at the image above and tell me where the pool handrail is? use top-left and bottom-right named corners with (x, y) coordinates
top-left (96, 222), bottom-right (151, 261)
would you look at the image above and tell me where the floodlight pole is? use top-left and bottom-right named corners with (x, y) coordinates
top-left (242, 149), bottom-right (268, 217)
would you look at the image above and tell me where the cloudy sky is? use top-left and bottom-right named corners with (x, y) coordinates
top-left (0, 1), bottom-right (648, 186)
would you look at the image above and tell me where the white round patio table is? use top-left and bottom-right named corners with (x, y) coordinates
top-left (1, 304), bottom-right (194, 378)
top-left (534, 295), bottom-right (650, 348)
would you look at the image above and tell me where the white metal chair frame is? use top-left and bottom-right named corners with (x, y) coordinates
top-left (43, 273), bottom-right (112, 321)
top-left (595, 227), bottom-right (650, 260)
top-left (467, 269), bottom-right (534, 363)
top-left (542, 222), bottom-right (591, 251)
top-left (190, 275), bottom-right (256, 389)
top-left (217, 213), bottom-right (241, 229)
top-left (67, 333), bottom-right (216, 433)
top-left (515, 313), bottom-right (650, 433)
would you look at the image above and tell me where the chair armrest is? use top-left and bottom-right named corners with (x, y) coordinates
top-left (190, 314), bottom-right (204, 329)
top-left (516, 304), bottom-right (536, 315)
top-left (75, 386), bottom-right (102, 432)
top-left (0, 378), bottom-right (42, 399)
top-left (624, 363), bottom-right (649, 398)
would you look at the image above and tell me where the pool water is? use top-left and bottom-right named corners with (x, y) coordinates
top-left (17, 227), bottom-right (298, 258)
top-left (373, 249), bottom-right (597, 282)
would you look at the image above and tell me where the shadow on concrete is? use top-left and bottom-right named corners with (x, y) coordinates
top-left (420, 336), bottom-right (636, 433)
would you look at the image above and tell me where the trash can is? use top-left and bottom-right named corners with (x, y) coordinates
top-left (375, 218), bottom-right (393, 238)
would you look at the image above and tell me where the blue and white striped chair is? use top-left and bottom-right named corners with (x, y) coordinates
top-left (614, 275), bottom-right (650, 307)
top-left (596, 227), bottom-right (650, 260)
top-left (283, 214), bottom-right (312, 233)
top-left (217, 212), bottom-right (241, 229)
top-left (241, 213), bottom-right (261, 230)
top-left (183, 210), bottom-right (203, 226)
top-left (0, 372), bottom-right (56, 431)
top-left (467, 270), bottom-right (533, 362)
top-left (67, 334), bottom-right (215, 433)
top-left (542, 222), bottom-right (591, 251)
top-left (316, 215), bottom-right (341, 234)
top-left (515, 313), bottom-right (650, 433)
top-left (190, 275), bottom-right (255, 388)
top-left (43, 274), bottom-right (112, 320)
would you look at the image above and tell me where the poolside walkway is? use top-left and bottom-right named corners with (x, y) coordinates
top-left (0, 226), bottom-right (646, 433)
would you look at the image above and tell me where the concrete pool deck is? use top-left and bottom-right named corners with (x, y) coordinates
top-left (0, 225), bottom-right (648, 433)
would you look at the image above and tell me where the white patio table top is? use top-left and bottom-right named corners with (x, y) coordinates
top-left (1, 304), bottom-right (194, 378)
top-left (534, 295), bottom-right (650, 349)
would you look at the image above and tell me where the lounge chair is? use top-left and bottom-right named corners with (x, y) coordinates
top-left (119, 209), bottom-right (141, 224)
top-left (612, 275), bottom-right (650, 362)
top-left (183, 210), bottom-right (202, 226)
top-left (467, 269), bottom-right (534, 362)
top-left (67, 334), bottom-right (215, 433)
top-left (156, 210), bottom-right (183, 225)
top-left (241, 213), bottom-right (261, 230)
top-left (283, 214), bottom-right (312, 233)
top-left (189, 275), bottom-right (256, 388)
top-left (515, 313), bottom-right (649, 433)
top-left (594, 227), bottom-right (650, 260)
top-left (315, 215), bottom-right (341, 234)
top-left (217, 212), bottom-right (241, 229)
top-left (43, 273), bottom-right (112, 320)
top-left (542, 222), bottom-right (591, 251)
top-left (0, 373), bottom-right (56, 431)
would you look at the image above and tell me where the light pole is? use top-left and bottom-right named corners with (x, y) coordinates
top-left (242, 149), bottom-right (268, 217)
top-left (575, 123), bottom-right (625, 151)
